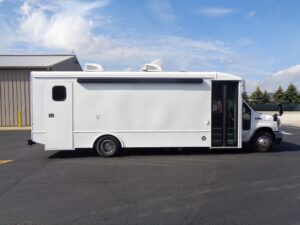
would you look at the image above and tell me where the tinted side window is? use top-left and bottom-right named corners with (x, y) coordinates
top-left (52, 86), bottom-right (66, 101)
top-left (242, 103), bottom-right (251, 130)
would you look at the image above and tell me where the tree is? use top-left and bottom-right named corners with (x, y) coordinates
top-left (262, 90), bottom-right (270, 104)
top-left (284, 83), bottom-right (299, 103)
top-left (273, 85), bottom-right (285, 104)
top-left (297, 94), bottom-right (300, 104)
top-left (242, 92), bottom-right (249, 103)
top-left (250, 86), bottom-right (264, 104)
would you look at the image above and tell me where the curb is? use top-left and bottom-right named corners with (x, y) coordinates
top-left (0, 127), bottom-right (31, 131)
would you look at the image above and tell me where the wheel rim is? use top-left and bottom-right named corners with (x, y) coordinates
top-left (256, 136), bottom-right (272, 151)
top-left (100, 140), bottom-right (116, 153)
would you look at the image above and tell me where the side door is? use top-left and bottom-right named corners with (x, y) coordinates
top-left (211, 81), bottom-right (240, 147)
top-left (45, 81), bottom-right (73, 150)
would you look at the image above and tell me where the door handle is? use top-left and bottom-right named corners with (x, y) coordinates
top-left (49, 113), bottom-right (55, 118)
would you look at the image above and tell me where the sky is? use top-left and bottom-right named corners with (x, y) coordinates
top-left (0, 0), bottom-right (300, 93)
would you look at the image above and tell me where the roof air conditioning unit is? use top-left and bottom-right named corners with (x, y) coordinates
top-left (142, 59), bottom-right (163, 72)
top-left (85, 63), bottom-right (104, 72)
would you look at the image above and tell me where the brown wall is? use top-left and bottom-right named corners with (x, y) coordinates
top-left (0, 69), bottom-right (32, 126)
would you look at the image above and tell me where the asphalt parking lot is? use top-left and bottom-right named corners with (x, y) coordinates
top-left (0, 126), bottom-right (300, 225)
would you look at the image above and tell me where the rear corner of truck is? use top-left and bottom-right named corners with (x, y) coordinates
top-left (28, 72), bottom-right (45, 147)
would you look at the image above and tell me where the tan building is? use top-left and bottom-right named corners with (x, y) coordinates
top-left (0, 54), bottom-right (82, 127)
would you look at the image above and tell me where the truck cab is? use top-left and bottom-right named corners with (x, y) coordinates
top-left (242, 101), bottom-right (282, 151)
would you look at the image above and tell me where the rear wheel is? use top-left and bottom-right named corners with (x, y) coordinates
top-left (95, 136), bottom-right (121, 157)
top-left (252, 131), bottom-right (273, 152)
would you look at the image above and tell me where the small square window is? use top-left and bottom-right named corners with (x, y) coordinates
top-left (52, 86), bottom-right (66, 101)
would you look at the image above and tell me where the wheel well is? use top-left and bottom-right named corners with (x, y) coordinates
top-left (251, 127), bottom-right (275, 142)
top-left (93, 134), bottom-right (123, 149)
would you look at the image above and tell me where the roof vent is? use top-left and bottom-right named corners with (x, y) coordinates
top-left (85, 63), bottom-right (104, 72)
top-left (142, 59), bottom-right (163, 72)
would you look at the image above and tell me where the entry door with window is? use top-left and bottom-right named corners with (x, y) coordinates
top-left (211, 81), bottom-right (239, 147)
top-left (46, 81), bottom-right (73, 150)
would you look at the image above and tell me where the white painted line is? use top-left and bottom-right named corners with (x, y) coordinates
top-left (282, 131), bottom-right (293, 135)
top-left (0, 160), bottom-right (12, 165)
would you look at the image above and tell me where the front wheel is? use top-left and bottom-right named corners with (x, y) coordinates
top-left (95, 136), bottom-right (121, 157)
top-left (252, 131), bottom-right (273, 152)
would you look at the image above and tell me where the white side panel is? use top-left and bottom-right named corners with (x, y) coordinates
top-left (74, 132), bottom-right (211, 148)
top-left (32, 132), bottom-right (46, 144)
top-left (31, 78), bottom-right (46, 132)
top-left (73, 81), bottom-right (212, 148)
top-left (31, 78), bottom-right (46, 144)
top-left (45, 81), bottom-right (73, 150)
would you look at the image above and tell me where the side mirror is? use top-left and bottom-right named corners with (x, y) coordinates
top-left (278, 104), bottom-right (283, 116)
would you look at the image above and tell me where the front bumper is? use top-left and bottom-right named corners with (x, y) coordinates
top-left (274, 130), bottom-right (282, 144)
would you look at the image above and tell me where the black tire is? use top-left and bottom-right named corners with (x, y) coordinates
top-left (95, 136), bottom-right (121, 157)
top-left (252, 131), bottom-right (273, 152)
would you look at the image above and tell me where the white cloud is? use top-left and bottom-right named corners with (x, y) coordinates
top-left (245, 11), bottom-right (256, 20)
top-left (272, 65), bottom-right (300, 79)
top-left (148, 0), bottom-right (176, 23)
top-left (197, 7), bottom-right (236, 17)
top-left (237, 38), bottom-right (254, 46)
top-left (14, 0), bottom-right (238, 71)
top-left (81, 36), bottom-right (238, 71)
top-left (245, 65), bottom-right (300, 93)
top-left (265, 65), bottom-right (300, 89)
top-left (143, 37), bottom-right (237, 71)
top-left (18, 0), bottom-right (110, 52)
top-left (20, 1), bottom-right (31, 15)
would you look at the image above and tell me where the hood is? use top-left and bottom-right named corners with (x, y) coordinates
top-left (255, 112), bottom-right (274, 121)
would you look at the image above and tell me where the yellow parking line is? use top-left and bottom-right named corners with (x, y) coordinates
top-left (0, 160), bottom-right (12, 165)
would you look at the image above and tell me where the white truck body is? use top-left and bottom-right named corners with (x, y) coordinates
top-left (30, 71), bottom-right (282, 153)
